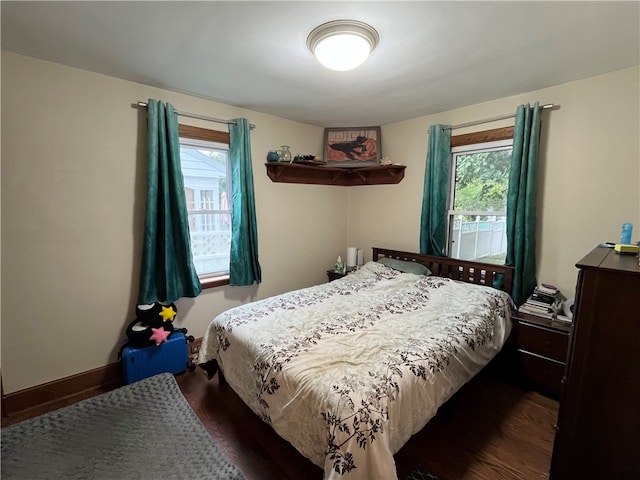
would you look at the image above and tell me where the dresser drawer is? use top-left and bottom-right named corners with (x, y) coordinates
top-left (517, 350), bottom-right (565, 397)
top-left (516, 321), bottom-right (569, 362)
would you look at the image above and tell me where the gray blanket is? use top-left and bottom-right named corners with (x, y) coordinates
top-left (1, 373), bottom-right (246, 480)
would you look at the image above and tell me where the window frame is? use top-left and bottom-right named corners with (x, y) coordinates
top-left (446, 126), bottom-right (514, 262)
top-left (179, 124), bottom-right (231, 289)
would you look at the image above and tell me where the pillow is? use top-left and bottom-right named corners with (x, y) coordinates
top-left (377, 257), bottom-right (432, 276)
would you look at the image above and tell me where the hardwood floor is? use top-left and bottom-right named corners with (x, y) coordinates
top-left (2, 364), bottom-right (558, 480)
top-left (178, 364), bottom-right (559, 480)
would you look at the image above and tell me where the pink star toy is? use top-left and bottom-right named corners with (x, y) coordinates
top-left (149, 327), bottom-right (170, 345)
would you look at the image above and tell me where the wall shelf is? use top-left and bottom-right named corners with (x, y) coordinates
top-left (265, 162), bottom-right (405, 186)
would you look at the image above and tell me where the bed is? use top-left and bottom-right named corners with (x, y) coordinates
top-left (198, 248), bottom-right (514, 480)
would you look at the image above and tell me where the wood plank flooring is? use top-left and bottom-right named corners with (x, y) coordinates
top-left (178, 364), bottom-right (559, 480)
top-left (2, 363), bottom-right (558, 480)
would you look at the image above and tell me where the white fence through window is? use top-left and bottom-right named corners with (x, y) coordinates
top-left (190, 227), bottom-right (231, 275)
top-left (450, 215), bottom-right (507, 262)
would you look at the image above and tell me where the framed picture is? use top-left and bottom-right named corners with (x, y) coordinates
top-left (324, 127), bottom-right (381, 167)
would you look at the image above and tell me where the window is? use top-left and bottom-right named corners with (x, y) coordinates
top-left (178, 125), bottom-right (231, 287)
top-left (447, 138), bottom-right (513, 264)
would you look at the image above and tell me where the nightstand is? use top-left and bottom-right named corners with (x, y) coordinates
top-left (511, 310), bottom-right (572, 398)
top-left (326, 270), bottom-right (347, 282)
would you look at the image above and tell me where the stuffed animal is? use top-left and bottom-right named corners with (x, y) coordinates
top-left (126, 302), bottom-right (177, 347)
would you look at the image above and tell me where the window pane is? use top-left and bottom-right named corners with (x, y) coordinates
top-left (453, 148), bottom-right (511, 213)
top-left (448, 142), bottom-right (512, 264)
top-left (179, 141), bottom-right (230, 276)
top-left (449, 214), bottom-right (507, 264)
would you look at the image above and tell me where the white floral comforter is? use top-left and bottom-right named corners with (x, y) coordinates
top-left (198, 261), bottom-right (512, 480)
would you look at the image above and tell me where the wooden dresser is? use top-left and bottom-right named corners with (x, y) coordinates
top-left (550, 247), bottom-right (640, 479)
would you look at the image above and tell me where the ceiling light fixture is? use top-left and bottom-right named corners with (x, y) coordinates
top-left (307, 20), bottom-right (379, 72)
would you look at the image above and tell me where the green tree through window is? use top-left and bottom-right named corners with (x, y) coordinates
top-left (453, 150), bottom-right (511, 218)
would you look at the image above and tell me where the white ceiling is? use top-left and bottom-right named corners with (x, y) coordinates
top-left (2, 1), bottom-right (639, 127)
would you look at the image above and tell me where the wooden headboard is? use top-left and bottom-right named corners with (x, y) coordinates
top-left (372, 247), bottom-right (514, 296)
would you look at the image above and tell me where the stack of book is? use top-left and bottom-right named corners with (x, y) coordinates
top-left (519, 284), bottom-right (561, 319)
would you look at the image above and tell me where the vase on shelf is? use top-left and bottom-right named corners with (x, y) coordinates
top-left (277, 145), bottom-right (292, 163)
top-left (266, 150), bottom-right (279, 162)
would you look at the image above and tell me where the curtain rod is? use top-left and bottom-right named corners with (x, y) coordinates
top-left (443, 103), bottom-right (555, 131)
top-left (136, 101), bottom-right (255, 130)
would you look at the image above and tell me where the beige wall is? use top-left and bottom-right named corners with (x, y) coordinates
top-left (349, 66), bottom-right (640, 301)
top-left (1, 52), bottom-right (347, 393)
top-left (2, 52), bottom-right (638, 394)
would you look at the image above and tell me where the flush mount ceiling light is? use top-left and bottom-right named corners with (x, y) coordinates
top-left (307, 20), bottom-right (379, 72)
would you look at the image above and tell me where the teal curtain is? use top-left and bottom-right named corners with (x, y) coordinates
top-left (229, 118), bottom-right (262, 286)
top-left (137, 99), bottom-right (202, 304)
top-left (420, 124), bottom-right (452, 256)
top-left (506, 102), bottom-right (541, 305)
